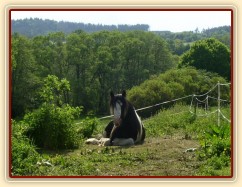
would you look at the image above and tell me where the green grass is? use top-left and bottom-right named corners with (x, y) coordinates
top-left (11, 104), bottom-right (232, 177)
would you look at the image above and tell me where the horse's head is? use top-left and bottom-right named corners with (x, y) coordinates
top-left (110, 90), bottom-right (128, 126)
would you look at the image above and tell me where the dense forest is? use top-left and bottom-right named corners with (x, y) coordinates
top-left (11, 30), bottom-right (175, 118)
top-left (11, 19), bottom-right (231, 119)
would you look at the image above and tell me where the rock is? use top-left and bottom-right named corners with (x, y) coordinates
top-left (184, 148), bottom-right (197, 152)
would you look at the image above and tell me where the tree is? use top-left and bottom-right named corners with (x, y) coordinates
top-left (93, 46), bottom-right (113, 113)
top-left (66, 31), bottom-right (94, 108)
top-left (11, 33), bottom-right (41, 117)
top-left (11, 30), bottom-right (176, 118)
top-left (32, 32), bottom-right (68, 78)
top-left (179, 38), bottom-right (231, 80)
top-left (39, 75), bottom-right (70, 106)
top-left (120, 37), bottom-right (146, 88)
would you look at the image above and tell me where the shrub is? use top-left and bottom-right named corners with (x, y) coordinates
top-left (11, 120), bottom-right (40, 176)
top-left (198, 123), bottom-right (231, 159)
top-left (127, 67), bottom-right (229, 114)
top-left (24, 104), bottom-right (81, 150)
top-left (76, 117), bottom-right (99, 138)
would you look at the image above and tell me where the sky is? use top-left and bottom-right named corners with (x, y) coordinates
top-left (11, 10), bottom-right (231, 32)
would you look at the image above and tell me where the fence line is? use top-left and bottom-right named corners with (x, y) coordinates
top-left (208, 96), bottom-right (230, 102)
top-left (193, 83), bottom-right (218, 97)
top-left (220, 110), bottom-right (231, 123)
top-left (135, 95), bottom-right (193, 112)
top-left (195, 96), bottom-right (208, 103)
top-left (97, 82), bottom-right (231, 125)
top-left (220, 83), bottom-right (231, 86)
top-left (98, 95), bottom-right (193, 120)
top-left (141, 110), bottom-right (188, 123)
top-left (189, 109), bottom-right (218, 117)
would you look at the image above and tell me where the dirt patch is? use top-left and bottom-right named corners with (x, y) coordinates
top-left (125, 137), bottom-right (201, 176)
top-left (82, 136), bottom-right (202, 176)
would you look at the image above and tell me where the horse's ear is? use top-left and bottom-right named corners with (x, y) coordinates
top-left (122, 90), bottom-right (126, 97)
top-left (110, 91), bottom-right (114, 98)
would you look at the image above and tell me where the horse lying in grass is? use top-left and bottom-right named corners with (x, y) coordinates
top-left (86, 90), bottom-right (145, 146)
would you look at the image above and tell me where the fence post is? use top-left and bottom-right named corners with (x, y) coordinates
top-left (217, 81), bottom-right (220, 126)
top-left (194, 99), bottom-right (197, 115)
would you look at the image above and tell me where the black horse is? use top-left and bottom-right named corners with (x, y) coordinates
top-left (103, 90), bottom-right (145, 146)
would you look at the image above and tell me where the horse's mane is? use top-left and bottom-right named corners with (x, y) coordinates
top-left (109, 90), bottom-right (130, 119)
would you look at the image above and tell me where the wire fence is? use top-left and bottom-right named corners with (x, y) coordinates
top-left (98, 82), bottom-right (231, 126)
top-left (185, 82), bottom-right (230, 125)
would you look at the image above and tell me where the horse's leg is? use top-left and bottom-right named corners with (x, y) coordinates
top-left (103, 121), bottom-right (114, 138)
top-left (98, 138), bottom-right (111, 146)
top-left (109, 125), bottom-right (119, 145)
top-left (112, 138), bottom-right (134, 146)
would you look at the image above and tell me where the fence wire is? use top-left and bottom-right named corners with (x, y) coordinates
top-left (97, 82), bottom-right (231, 126)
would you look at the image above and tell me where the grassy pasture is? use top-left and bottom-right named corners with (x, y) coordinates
top-left (11, 104), bottom-right (231, 177)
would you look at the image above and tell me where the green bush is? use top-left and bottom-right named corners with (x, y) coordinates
top-left (11, 120), bottom-right (40, 176)
top-left (24, 104), bottom-right (81, 150)
top-left (198, 123), bottom-right (231, 159)
top-left (127, 67), bottom-right (229, 112)
top-left (76, 117), bottom-right (99, 138)
top-left (192, 107), bottom-right (231, 176)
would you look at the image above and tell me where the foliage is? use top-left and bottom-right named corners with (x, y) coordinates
top-left (179, 38), bottom-right (230, 80)
top-left (197, 122), bottom-right (231, 176)
top-left (24, 103), bottom-right (81, 150)
top-left (12, 30), bottom-right (175, 117)
top-left (11, 120), bottom-right (40, 176)
top-left (127, 67), bottom-right (229, 117)
top-left (32, 32), bottom-right (68, 78)
top-left (76, 118), bottom-right (99, 138)
top-left (12, 18), bottom-right (150, 37)
top-left (22, 75), bottom-right (82, 150)
top-left (39, 75), bottom-right (70, 106)
top-left (155, 26), bottom-right (231, 51)
top-left (199, 123), bottom-right (231, 158)
top-left (11, 33), bottom-right (41, 117)
top-left (11, 26), bottom-right (230, 118)
top-left (168, 39), bottom-right (190, 55)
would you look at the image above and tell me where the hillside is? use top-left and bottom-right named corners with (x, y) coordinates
top-left (12, 19), bottom-right (230, 44)
top-left (154, 25), bottom-right (231, 49)
top-left (12, 104), bottom-right (231, 176)
top-left (11, 18), bottom-right (150, 37)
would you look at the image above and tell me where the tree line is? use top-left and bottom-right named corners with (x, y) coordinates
top-left (155, 26), bottom-right (231, 55)
top-left (12, 19), bottom-right (230, 56)
top-left (155, 26), bottom-right (230, 46)
top-left (12, 18), bottom-right (150, 37)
